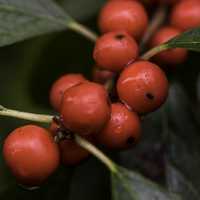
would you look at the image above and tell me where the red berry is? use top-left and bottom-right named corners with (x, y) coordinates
top-left (98, 0), bottom-right (148, 39)
top-left (92, 67), bottom-right (114, 84)
top-left (61, 82), bottom-right (111, 136)
top-left (49, 122), bottom-right (90, 165)
top-left (97, 103), bottom-right (141, 149)
top-left (150, 26), bottom-right (188, 65)
top-left (93, 31), bottom-right (139, 72)
top-left (117, 61), bottom-right (169, 114)
top-left (3, 125), bottom-right (60, 186)
top-left (170, 0), bottom-right (200, 31)
top-left (50, 74), bottom-right (86, 112)
top-left (59, 139), bottom-right (90, 166)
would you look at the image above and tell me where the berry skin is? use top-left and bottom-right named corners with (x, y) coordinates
top-left (98, 0), bottom-right (148, 40)
top-left (93, 31), bottom-right (139, 72)
top-left (61, 82), bottom-right (111, 136)
top-left (117, 61), bottom-right (169, 114)
top-left (50, 74), bottom-right (86, 112)
top-left (3, 125), bottom-right (60, 186)
top-left (97, 103), bottom-right (141, 149)
top-left (59, 139), bottom-right (90, 166)
top-left (170, 0), bottom-right (200, 31)
top-left (49, 122), bottom-right (90, 166)
top-left (92, 66), bottom-right (114, 84)
top-left (150, 26), bottom-right (188, 65)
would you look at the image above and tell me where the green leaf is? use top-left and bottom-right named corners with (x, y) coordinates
top-left (164, 82), bottom-right (200, 200)
top-left (166, 148), bottom-right (200, 200)
top-left (61, 0), bottom-right (105, 21)
top-left (166, 27), bottom-right (200, 51)
top-left (112, 166), bottom-right (180, 200)
top-left (0, 0), bottom-right (73, 47)
top-left (142, 27), bottom-right (200, 60)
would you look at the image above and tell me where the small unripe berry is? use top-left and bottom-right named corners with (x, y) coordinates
top-left (3, 125), bottom-right (60, 186)
top-left (98, 0), bottom-right (148, 39)
top-left (61, 82), bottom-right (111, 136)
top-left (97, 103), bottom-right (141, 149)
top-left (50, 74), bottom-right (86, 112)
top-left (117, 61), bottom-right (169, 114)
top-left (150, 26), bottom-right (188, 65)
top-left (92, 67), bottom-right (114, 84)
top-left (59, 139), bottom-right (90, 166)
top-left (93, 31), bottom-right (139, 72)
top-left (170, 0), bottom-right (200, 31)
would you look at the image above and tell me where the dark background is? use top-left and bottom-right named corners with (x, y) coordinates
top-left (0, 0), bottom-right (200, 199)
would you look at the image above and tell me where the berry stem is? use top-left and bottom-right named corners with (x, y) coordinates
top-left (0, 105), bottom-right (53, 123)
top-left (68, 21), bottom-right (98, 42)
top-left (0, 105), bottom-right (118, 173)
top-left (140, 5), bottom-right (167, 50)
top-left (140, 44), bottom-right (169, 60)
top-left (75, 134), bottom-right (118, 174)
top-left (105, 78), bottom-right (115, 92)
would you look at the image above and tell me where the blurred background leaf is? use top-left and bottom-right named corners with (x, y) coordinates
top-left (164, 82), bottom-right (200, 200)
top-left (60, 0), bottom-right (105, 21)
top-left (112, 166), bottom-right (180, 200)
top-left (0, 0), bottom-right (72, 47)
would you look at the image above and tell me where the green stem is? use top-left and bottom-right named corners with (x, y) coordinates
top-left (68, 21), bottom-right (98, 42)
top-left (0, 105), bottom-right (53, 123)
top-left (0, 105), bottom-right (118, 173)
top-left (75, 134), bottom-right (118, 173)
top-left (140, 44), bottom-right (169, 60)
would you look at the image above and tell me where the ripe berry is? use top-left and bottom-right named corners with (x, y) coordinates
top-left (92, 66), bottom-right (114, 84)
top-left (59, 139), bottom-right (90, 166)
top-left (170, 0), bottom-right (200, 31)
top-left (50, 74), bottom-right (86, 112)
top-left (98, 0), bottom-right (148, 39)
top-left (93, 31), bottom-right (139, 72)
top-left (97, 103), bottom-right (141, 149)
top-left (61, 82), bottom-right (111, 136)
top-left (3, 125), bottom-right (60, 186)
top-left (150, 26), bottom-right (188, 65)
top-left (117, 61), bottom-right (169, 114)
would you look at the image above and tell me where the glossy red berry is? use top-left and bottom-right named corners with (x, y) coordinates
top-left (61, 82), bottom-right (111, 136)
top-left (3, 125), bottom-right (60, 186)
top-left (92, 67), bottom-right (114, 84)
top-left (97, 103), bottom-right (141, 149)
top-left (98, 0), bottom-right (148, 40)
top-left (150, 26), bottom-right (188, 65)
top-left (93, 31), bottom-right (139, 72)
top-left (170, 0), bottom-right (200, 31)
top-left (50, 74), bottom-right (86, 112)
top-left (117, 61), bottom-right (169, 114)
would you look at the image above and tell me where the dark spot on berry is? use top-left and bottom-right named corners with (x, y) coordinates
top-left (115, 34), bottom-right (125, 40)
top-left (146, 93), bottom-right (154, 100)
top-left (126, 137), bottom-right (135, 145)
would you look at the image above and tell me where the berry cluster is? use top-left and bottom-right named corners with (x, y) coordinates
top-left (3, 0), bottom-right (200, 187)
